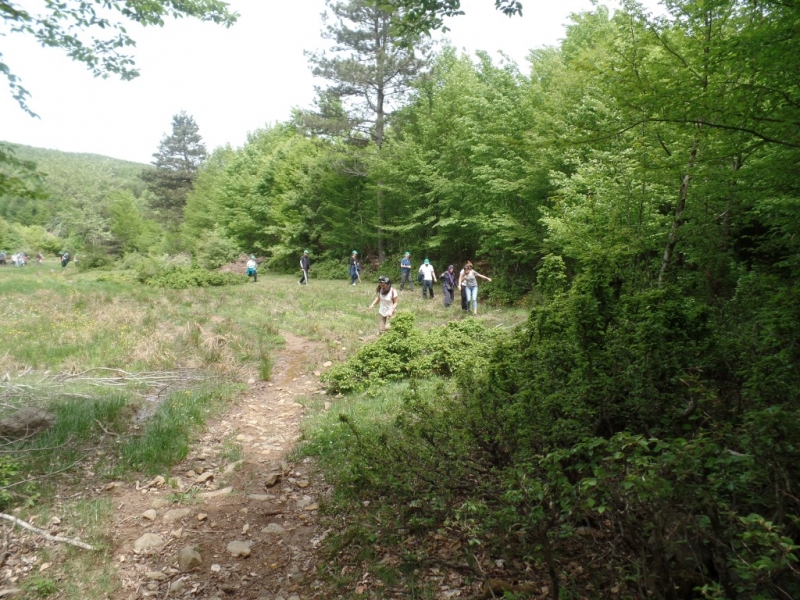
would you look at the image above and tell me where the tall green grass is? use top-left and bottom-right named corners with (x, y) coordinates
top-left (118, 383), bottom-right (239, 474)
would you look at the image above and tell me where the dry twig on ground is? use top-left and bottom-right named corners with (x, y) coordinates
top-left (0, 512), bottom-right (96, 551)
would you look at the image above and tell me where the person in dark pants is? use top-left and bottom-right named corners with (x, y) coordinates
top-left (459, 264), bottom-right (469, 310)
top-left (246, 255), bottom-right (258, 282)
top-left (418, 258), bottom-right (437, 299)
top-left (349, 251), bottom-right (360, 285)
top-left (399, 252), bottom-right (414, 291)
top-left (440, 265), bottom-right (456, 307)
top-left (299, 250), bottom-right (311, 284)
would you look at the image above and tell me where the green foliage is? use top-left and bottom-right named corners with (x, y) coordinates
top-left (0, 456), bottom-right (20, 510)
top-left (322, 312), bottom-right (498, 393)
top-left (134, 259), bottom-right (246, 289)
top-left (76, 248), bottom-right (115, 270)
top-left (22, 575), bottom-right (58, 597)
top-left (119, 385), bottom-right (237, 474)
top-left (192, 226), bottom-right (241, 270)
top-left (303, 257), bottom-right (349, 280)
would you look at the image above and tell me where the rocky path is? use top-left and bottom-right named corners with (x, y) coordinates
top-left (107, 332), bottom-right (330, 600)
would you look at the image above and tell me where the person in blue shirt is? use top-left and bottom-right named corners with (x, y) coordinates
top-left (399, 251), bottom-right (414, 291)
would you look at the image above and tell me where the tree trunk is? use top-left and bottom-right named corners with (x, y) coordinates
top-left (658, 130), bottom-right (699, 286)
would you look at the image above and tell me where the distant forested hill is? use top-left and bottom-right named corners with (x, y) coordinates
top-left (0, 143), bottom-right (150, 228)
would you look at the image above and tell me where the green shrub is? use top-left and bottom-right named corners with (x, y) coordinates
top-left (193, 227), bottom-right (240, 269)
top-left (75, 248), bottom-right (114, 270)
top-left (321, 312), bottom-right (498, 393)
top-left (135, 262), bottom-right (246, 289)
top-left (301, 258), bottom-right (349, 280)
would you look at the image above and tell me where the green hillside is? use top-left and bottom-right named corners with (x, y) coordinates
top-left (0, 142), bottom-right (158, 257)
top-left (0, 142), bottom-right (151, 227)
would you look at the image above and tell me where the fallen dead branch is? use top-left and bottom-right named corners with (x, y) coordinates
top-left (0, 512), bottom-right (97, 551)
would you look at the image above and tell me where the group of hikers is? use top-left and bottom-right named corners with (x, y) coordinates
top-left (246, 249), bottom-right (491, 334)
top-left (245, 250), bottom-right (312, 285)
top-left (370, 251), bottom-right (492, 333)
top-left (0, 251), bottom-right (47, 266)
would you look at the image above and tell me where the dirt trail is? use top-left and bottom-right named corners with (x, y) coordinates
top-left (108, 332), bottom-right (330, 600)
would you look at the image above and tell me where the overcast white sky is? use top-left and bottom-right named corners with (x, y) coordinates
top-left (1, 0), bottom-right (638, 164)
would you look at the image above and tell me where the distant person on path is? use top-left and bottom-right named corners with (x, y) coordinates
top-left (349, 251), bottom-right (361, 286)
top-left (440, 265), bottom-right (457, 308)
top-left (60, 252), bottom-right (71, 268)
top-left (35, 252), bottom-right (43, 265)
top-left (0, 251), bottom-right (6, 266)
top-left (299, 250), bottom-right (311, 285)
top-left (458, 262), bottom-right (492, 316)
top-left (399, 251), bottom-right (414, 291)
top-left (21, 252), bottom-right (28, 266)
top-left (246, 255), bottom-right (258, 282)
top-left (418, 258), bottom-right (437, 299)
top-left (369, 275), bottom-right (398, 334)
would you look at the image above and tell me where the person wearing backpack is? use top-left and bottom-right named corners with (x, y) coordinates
top-left (246, 255), bottom-right (258, 282)
top-left (349, 251), bottom-right (361, 285)
top-left (299, 250), bottom-right (311, 285)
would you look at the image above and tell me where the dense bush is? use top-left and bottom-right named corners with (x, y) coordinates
top-left (308, 266), bottom-right (800, 598)
top-left (321, 312), bottom-right (499, 393)
top-left (134, 259), bottom-right (246, 289)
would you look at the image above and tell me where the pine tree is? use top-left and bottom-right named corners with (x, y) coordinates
top-left (303, 0), bottom-right (431, 261)
top-left (142, 111), bottom-right (207, 223)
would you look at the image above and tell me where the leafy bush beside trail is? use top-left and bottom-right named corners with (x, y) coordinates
top-left (306, 272), bottom-right (800, 599)
top-left (134, 260), bottom-right (246, 289)
top-left (321, 312), bottom-right (500, 393)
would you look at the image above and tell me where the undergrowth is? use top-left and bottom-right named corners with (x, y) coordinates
top-left (135, 263), bottom-right (246, 288)
top-left (118, 383), bottom-right (240, 474)
top-left (321, 312), bottom-right (498, 393)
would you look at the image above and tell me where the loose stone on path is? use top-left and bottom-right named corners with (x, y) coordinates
top-left (133, 533), bottom-right (166, 553)
top-left (226, 540), bottom-right (252, 557)
top-left (163, 508), bottom-right (191, 523)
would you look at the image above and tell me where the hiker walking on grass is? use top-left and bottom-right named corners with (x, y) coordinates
top-left (418, 259), bottom-right (437, 299)
top-left (349, 251), bottom-right (361, 285)
top-left (299, 250), bottom-right (311, 285)
top-left (440, 265), bottom-right (456, 308)
top-left (60, 252), bottom-right (71, 268)
top-left (369, 275), bottom-right (398, 334)
top-left (246, 255), bottom-right (258, 283)
top-left (399, 251), bottom-right (414, 291)
top-left (458, 262), bottom-right (492, 316)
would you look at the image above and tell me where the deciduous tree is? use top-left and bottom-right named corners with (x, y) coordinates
top-left (1, 0), bottom-right (237, 116)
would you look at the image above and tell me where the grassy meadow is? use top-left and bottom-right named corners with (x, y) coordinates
top-left (0, 261), bottom-right (527, 599)
top-left (0, 261), bottom-right (526, 376)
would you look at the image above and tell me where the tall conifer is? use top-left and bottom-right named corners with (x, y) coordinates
top-left (142, 111), bottom-right (207, 224)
